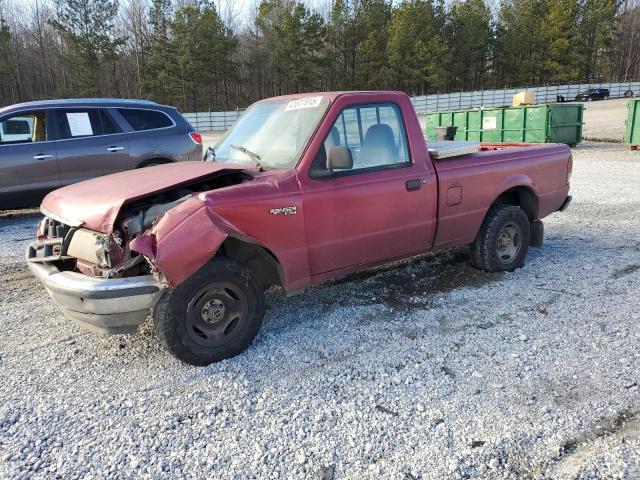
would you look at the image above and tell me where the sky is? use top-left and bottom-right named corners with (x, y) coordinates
top-left (4, 0), bottom-right (412, 31)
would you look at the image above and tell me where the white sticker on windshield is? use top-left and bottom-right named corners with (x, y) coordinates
top-left (66, 112), bottom-right (93, 136)
top-left (284, 96), bottom-right (323, 111)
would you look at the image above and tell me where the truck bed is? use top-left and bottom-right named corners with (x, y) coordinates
top-left (428, 140), bottom-right (558, 159)
top-left (429, 142), bottom-right (572, 249)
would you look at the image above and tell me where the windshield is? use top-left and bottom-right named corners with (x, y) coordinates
top-left (212, 97), bottom-right (330, 170)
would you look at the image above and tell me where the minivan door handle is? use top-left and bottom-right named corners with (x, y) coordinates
top-left (106, 146), bottom-right (124, 152)
top-left (33, 154), bottom-right (53, 160)
top-left (406, 179), bottom-right (422, 191)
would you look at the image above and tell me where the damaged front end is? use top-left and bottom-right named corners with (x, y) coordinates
top-left (26, 170), bottom-right (253, 334)
top-left (26, 217), bottom-right (165, 334)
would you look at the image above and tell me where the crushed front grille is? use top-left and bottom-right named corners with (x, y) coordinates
top-left (27, 217), bottom-right (75, 263)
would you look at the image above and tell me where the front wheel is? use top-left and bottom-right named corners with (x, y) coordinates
top-left (470, 205), bottom-right (531, 272)
top-left (154, 258), bottom-right (265, 365)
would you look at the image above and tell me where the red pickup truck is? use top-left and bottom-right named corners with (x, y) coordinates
top-left (27, 91), bottom-right (572, 365)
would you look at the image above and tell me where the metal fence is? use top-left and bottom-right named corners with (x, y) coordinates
top-left (182, 109), bottom-right (244, 132)
top-left (186, 80), bottom-right (640, 132)
top-left (410, 80), bottom-right (640, 114)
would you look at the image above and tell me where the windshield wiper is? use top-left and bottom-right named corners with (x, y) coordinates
top-left (230, 144), bottom-right (264, 171)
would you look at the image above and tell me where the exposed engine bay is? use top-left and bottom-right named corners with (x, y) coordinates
top-left (29, 171), bottom-right (252, 280)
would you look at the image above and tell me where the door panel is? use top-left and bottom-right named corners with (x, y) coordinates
top-left (0, 110), bottom-right (60, 209)
top-left (301, 102), bottom-right (437, 276)
top-left (302, 168), bottom-right (437, 275)
top-left (53, 109), bottom-right (130, 185)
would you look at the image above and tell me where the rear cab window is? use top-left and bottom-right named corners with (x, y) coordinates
top-left (0, 111), bottom-right (48, 144)
top-left (117, 108), bottom-right (173, 131)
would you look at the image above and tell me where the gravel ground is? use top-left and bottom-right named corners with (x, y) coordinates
top-left (581, 98), bottom-right (630, 143)
top-left (201, 132), bottom-right (224, 152)
top-left (1, 141), bottom-right (639, 479)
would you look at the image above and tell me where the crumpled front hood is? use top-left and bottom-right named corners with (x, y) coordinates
top-left (41, 162), bottom-right (248, 233)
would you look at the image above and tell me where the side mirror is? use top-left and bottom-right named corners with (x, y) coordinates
top-left (327, 146), bottom-right (353, 171)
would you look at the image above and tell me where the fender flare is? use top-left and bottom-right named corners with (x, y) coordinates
top-left (130, 199), bottom-right (282, 288)
top-left (491, 175), bottom-right (539, 219)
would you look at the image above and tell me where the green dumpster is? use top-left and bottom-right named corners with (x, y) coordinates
top-left (425, 103), bottom-right (584, 146)
top-left (624, 99), bottom-right (640, 149)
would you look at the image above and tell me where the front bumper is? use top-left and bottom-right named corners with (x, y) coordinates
top-left (27, 244), bottom-right (165, 334)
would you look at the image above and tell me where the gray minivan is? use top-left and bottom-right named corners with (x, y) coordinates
top-left (0, 98), bottom-right (202, 209)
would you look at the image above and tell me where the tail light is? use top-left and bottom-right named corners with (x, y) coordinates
top-left (188, 131), bottom-right (202, 145)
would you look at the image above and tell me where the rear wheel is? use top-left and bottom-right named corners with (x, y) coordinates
top-left (470, 204), bottom-right (531, 272)
top-left (154, 258), bottom-right (265, 365)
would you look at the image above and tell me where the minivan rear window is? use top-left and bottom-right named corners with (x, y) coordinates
top-left (117, 108), bottom-right (173, 131)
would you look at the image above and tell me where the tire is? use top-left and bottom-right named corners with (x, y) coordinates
top-left (154, 258), bottom-right (265, 365)
top-left (138, 159), bottom-right (170, 168)
top-left (470, 204), bottom-right (531, 272)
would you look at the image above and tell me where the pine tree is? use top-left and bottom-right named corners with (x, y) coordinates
top-left (327, 0), bottom-right (358, 89)
top-left (145, 0), bottom-right (174, 104)
top-left (577, 0), bottom-right (619, 79)
top-left (494, 0), bottom-right (548, 86)
top-left (256, 1), bottom-right (326, 94)
top-left (445, 0), bottom-right (492, 90)
top-left (386, 0), bottom-right (446, 94)
top-left (354, 0), bottom-right (393, 89)
top-left (51, 0), bottom-right (126, 97)
top-left (543, 0), bottom-right (580, 82)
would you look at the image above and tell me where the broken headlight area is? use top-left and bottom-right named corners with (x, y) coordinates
top-left (29, 217), bottom-right (136, 278)
top-left (66, 228), bottom-right (124, 269)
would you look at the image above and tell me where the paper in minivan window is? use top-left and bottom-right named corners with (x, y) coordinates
top-left (66, 112), bottom-right (93, 136)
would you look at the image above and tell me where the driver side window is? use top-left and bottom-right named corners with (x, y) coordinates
top-left (0, 111), bottom-right (48, 145)
top-left (312, 102), bottom-right (410, 176)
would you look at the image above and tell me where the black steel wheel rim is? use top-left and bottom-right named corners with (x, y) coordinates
top-left (185, 282), bottom-right (249, 347)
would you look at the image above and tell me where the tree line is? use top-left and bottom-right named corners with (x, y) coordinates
top-left (0, 0), bottom-right (638, 112)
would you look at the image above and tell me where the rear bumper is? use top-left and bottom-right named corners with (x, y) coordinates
top-left (27, 245), bottom-right (165, 334)
top-left (558, 195), bottom-right (572, 212)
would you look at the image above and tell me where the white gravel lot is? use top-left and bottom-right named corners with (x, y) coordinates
top-left (1, 142), bottom-right (639, 480)
top-left (581, 98), bottom-right (631, 143)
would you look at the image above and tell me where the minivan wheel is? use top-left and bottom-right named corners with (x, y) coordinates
top-left (470, 205), bottom-right (531, 272)
top-left (154, 258), bottom-right (265, 365)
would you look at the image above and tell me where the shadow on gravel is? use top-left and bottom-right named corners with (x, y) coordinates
top-left (369, 251), bottom-right (503, 311)
top-left (313, 247), bottom-right (503, 312)
top-left (0, 208), bottom-right (41, 221)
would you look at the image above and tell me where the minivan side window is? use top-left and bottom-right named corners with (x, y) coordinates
top-left (117, 108), bottom-right (173, 131)
top-left (0, 111), bottom-right (48, 145)
top-left (54, 109), bottom-right (122, 139)
top-left (55, 109), bottom-right (104, 139)
top-left (100, 110), bottom-right (123, 135)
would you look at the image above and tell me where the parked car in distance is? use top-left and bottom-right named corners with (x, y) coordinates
top-left (27, 91), bottom-right (572, 365)
top-left (574, 88), bottom-right (610, 101)
top-left (0, 98), bottom-right (202, 209)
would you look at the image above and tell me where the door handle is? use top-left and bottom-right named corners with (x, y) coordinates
top-left (106, 146), bottom-right (124, 152)
top-left (406, 179), bottom-right (422, 191)
top-left (33, 154), bottom-right (53, 160)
